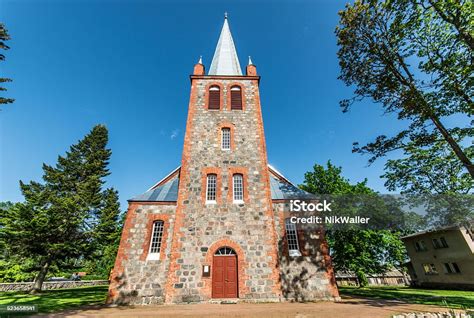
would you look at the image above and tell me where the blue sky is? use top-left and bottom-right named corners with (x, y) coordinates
top-left (1, 0), bottom-right (409, 209)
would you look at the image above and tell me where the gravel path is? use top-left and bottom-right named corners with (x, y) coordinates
top-left (35, 296), bottom-right (448, 318)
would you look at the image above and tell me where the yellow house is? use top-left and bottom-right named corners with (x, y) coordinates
top-left (402, 224), bottom-right (474, 290)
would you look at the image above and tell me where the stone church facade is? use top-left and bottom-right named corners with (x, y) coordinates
top-left (107, 16), bottom-right (339, 305)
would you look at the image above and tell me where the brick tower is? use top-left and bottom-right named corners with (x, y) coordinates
top-left (107, 15), bottom-right (339, 305)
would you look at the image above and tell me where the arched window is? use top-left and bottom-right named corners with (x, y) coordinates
top-left (230, 86), bottom-right (242, 110)
top-left (208, 86), bottom-right (221, 110)
top-left (221, 128), bottom-right (231, 150)
top-left (206, 174), bottom-right (217, 203)
top-left (285, 219), bottom-right (301, 257)
top-left (233, 174), bottom-right (244, 202)
top-left (147, 220), bottom-right (164, 260)
top-left (215, 247), bottom-right (237, 256)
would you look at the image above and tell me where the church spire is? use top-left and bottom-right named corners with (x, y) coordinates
top-left (208, 13), bottom-right (242, 76)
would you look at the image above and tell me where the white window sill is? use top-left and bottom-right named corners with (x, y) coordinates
top-left (146, 253), bottom-right (161, 261)
top-left (206, 200), bottom-right (217, 205)
top-left (221, 148), bottom-right (231, 151)
top-left (233, 200), bottom-right (244, 204)
top-left (289, 250), bottom-right (302, 257)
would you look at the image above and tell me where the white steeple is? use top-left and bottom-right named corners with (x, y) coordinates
top-left (208, 14), bottom-right (242, 76)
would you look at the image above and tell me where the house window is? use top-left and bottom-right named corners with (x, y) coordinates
top-left (206, 174), bottom-right (217, 203)
top-left (433, 237), bottom-right (449, 249)
top-left (444, 262), bottom-right (461, 274)
top-left (230, 86), bottom-right (242, 110)
top-left (415, 240), bottom-right (427, 252)
top-left (147, 220), bottom-right (164, 260)
top-left (233, 174), bottom-right (244, 202)
top-left (285, 219), bottom-right (301, 257)
top-left (440, 237), bottom-right (448, 248)
top-left (208, 86), bottom-right (220, 110)
top-left (422, 263), bottom-right (438, 275)
top-left (221, 128), bottom-right (231, 150)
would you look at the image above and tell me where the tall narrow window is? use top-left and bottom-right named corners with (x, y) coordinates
top-left (208, 86), bottom-right (220, 110)
top-left (233, 174), bottom-right (243, 202)
top-left (206, 174), bottom-right (217, 203)
top-left (147, 220), bottom-right (164, 260)
top-left (230, 86), bottom-right (242, 110)
top-left (285, 219), bottom-right (301, 257)
top-left (222, 128), bottom-right (231, 150)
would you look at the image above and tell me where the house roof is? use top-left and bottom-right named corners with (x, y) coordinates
top-left (400, 224), bottom-right (467, 240)
top-left (129, 165), bottom-right (316, 202)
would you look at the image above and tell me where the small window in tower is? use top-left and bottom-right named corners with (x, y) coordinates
top-left (285, 219), bottom-right (301, 257)
top-left (230, 86), bottom-right (242, 110)
top-left (206, 174), bottom-right (217, 203)
top-left (208, 86), bottom-right (220, 110)
top-left (233, 174), bottom-right (244, 202)
top-left (147, 220), bottom-right (164, 260)
top-left (221, 128), bottom-right (231, 150)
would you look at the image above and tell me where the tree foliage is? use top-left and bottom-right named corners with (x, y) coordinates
top-left (0, 23), bottom-right (14, 106)
top-left (300, 161), bottom-right (413, 286)
top-left (0, 125), bottom-right (121, 291)
top-left (336, 0), bottom-right (473, 178)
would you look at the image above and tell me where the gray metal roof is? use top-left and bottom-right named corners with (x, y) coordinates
top-left (208, 16), bottom-right (242, 76)
top-left (129, 173), bottom-right (179, 202)
top-left (129, 165), bottom-right (316, 202)
top-left (269, 173), bottom-right (317, 200)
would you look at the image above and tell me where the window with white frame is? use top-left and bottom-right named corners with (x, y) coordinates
top-left (206, 174), bottom-right (217, 203)
top-left (285, 219), bottom-right (301, 257)
top-left (233, 174), bottom-right (244, 202)
top-left (147, 220), bottom-right (164, 260)
top-left (222, 128), bottom-right (231, 150)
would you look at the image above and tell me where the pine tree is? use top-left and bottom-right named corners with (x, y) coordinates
top-left (1, 125), bottom-right (119, 293)
top-left (0, 23), bottom-right (14, 106)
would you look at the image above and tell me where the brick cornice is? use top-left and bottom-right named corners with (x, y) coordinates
top-left (190, 75), bottom-right (260, 82)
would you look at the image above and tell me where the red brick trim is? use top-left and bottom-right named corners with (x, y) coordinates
top-left (227, 167), bottom-right (249, 204)
top-left (321, 230), bottom-right (340, 298)
top-left (107, 202), bottom-right (138, 303)
top-left (191, 75), bottom-right (260, 81)
top-left (164, 78), bottom-right (199, 303)
top-left (202, 239), bottom-right (249, 299)
top-left (252, 79), bottom-right (283, 296)
top-left (140, 214), bottom-right (171, 261)
top-left (218, 121), bottom-right (235, 151)
top-left (201, 167), bottom-right (222, 205)
top-left (204, 82), bottom-right (224, 111)
top-left (226, 82), bottom-right (246, 111)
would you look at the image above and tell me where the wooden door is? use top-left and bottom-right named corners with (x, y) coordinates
top-left (212, 255), bottom-right (238, 298)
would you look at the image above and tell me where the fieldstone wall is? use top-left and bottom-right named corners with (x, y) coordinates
top-left (164, 78), bottom-right (281, 303)
top-left (0, 280), bottom-right (109, 292)
top-left (273, 202), bottom-right (340, 301)
top-left (108, 204), bottom-right (176, 305)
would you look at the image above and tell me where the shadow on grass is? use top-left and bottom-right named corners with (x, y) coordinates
top-left (338, 286), bottom-right (474, 309)
top-left (0, 285), bottom-right (109, 315)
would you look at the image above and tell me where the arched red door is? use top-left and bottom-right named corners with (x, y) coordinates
top-left (212, 247), bottom-right (238, 298)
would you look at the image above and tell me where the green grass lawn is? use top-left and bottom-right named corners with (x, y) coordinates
top-left (339, 285), bottom-right (474, 309)
top-left (0, 285), bottom-right (109, 315)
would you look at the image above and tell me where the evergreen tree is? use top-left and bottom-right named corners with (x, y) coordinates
top-left (0, 125), bottom-right (121, 293)
top-left (0, 23), bottom-right (14, 106)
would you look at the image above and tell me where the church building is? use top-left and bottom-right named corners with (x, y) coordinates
top-left (107, 15), bottom-right (339, 305)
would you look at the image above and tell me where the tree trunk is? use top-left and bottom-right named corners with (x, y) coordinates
top-left (428, 111), bottom-right (474, 178)
top-left (30, 259), bottom-right (51, 294)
